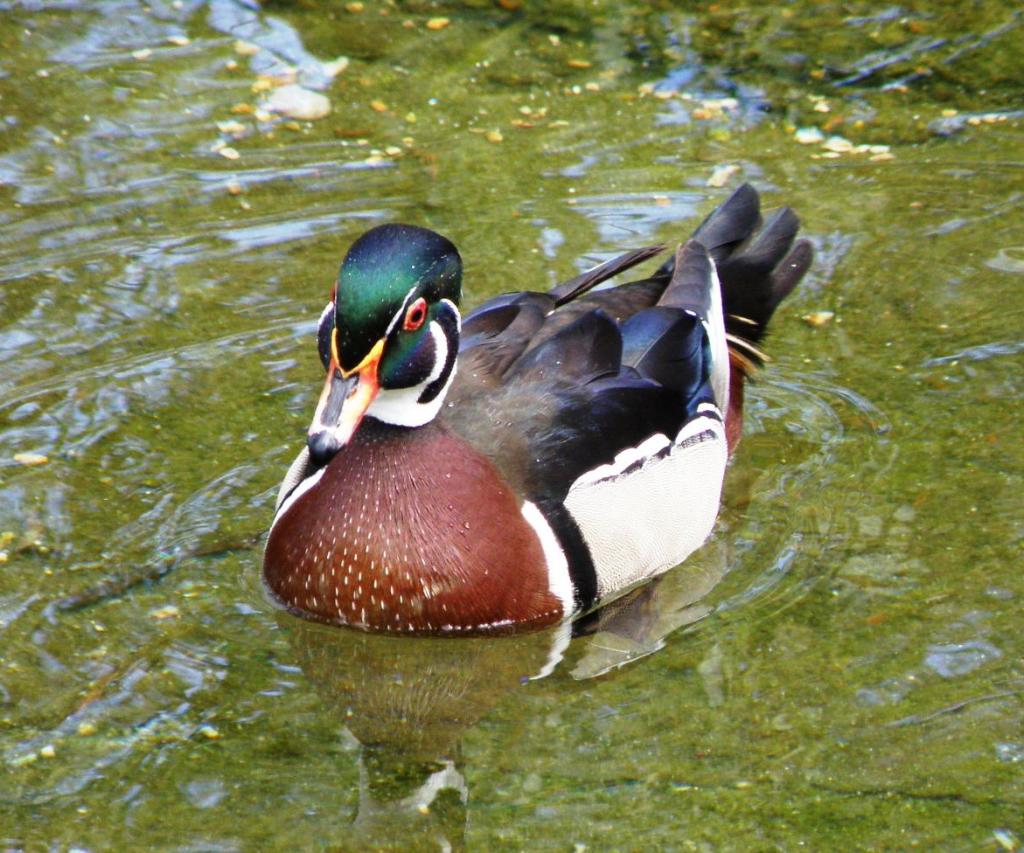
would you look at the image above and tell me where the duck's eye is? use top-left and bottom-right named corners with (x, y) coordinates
top-left (403, 297), bottom-right (427, 331)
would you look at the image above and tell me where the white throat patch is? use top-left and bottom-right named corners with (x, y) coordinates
top-left (367, 319), bottom-right (455, 428)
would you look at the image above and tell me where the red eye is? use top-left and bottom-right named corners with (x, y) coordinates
top-left (403, 297), bottom-right (427, 331)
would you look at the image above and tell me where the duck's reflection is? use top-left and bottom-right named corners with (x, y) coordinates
top-left (278, 540), bottom-right (729, 849)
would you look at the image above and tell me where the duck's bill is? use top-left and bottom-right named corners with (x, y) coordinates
top-left (307, 338), bottom-right (383, 464)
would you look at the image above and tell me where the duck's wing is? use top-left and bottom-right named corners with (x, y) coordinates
top-left (445, 237), bottom-right (721, 505)
top-left (450, 244), bottom-right (666, 400)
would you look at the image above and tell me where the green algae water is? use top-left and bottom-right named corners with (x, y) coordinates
top-left (1, 1), bottom-right (1022, 849)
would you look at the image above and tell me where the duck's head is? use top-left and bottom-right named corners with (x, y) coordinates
top-left (308, 223), bottom-right (462, 466)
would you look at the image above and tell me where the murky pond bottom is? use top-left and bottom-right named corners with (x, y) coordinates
top-left (1, 1), bottom-right (1022, 848)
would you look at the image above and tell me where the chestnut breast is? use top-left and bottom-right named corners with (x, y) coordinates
top-left (263, 419), bottom-right (563, 634)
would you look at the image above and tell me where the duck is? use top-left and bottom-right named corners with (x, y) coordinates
top-left (263, 183), bottom-right (812, 636)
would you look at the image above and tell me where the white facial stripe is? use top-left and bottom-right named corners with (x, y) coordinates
top-left (385, 286), bottom-right (420, 337)
top-left (441, 298), bottom-right (461, 332)
top-left (317, 300), bottom-right (334, 330)
top-left (425, 320), bottom-right (447, 384)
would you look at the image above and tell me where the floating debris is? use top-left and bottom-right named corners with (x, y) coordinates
top-left (485, 129), bottom-right (503, 143)
top-left (794, 127), bottom-right (825, 145)
top-left (234, 40), bottom-right (260, 57)
top-left (794, 127), bottom-right (894, 160)
top-left (166, 35), bottom-right (190, 47)
top-left (131, 48), bottom-right (152, 61)
top-left (10, 752), bottom-right (38, 768)
top-left (216, 119), bottom-right (246, 137)
top-left (993, 829), bottom-right (1019, 852)
top-left (14, 452), bottom-right (48, 466)
top-left (322, 57), bottom-right (350, 79)
top-left (707, 164), bottom-right (740, 188)
top-left (369, 100), bottom-right (388, 113)
top-left (426, 17), bottom-right (450, 31)
top-left (218, 147), bottom-right (240, 161)
top-left (150, 605), bottom-right (180, 620)
top-left (802, 311), bottom-right (836, 327)
top-left (263, 84), bottom-right (331, 121)
top-left (929, 109), bottom-right (1024, 137)
top-left (822, 135), bottom-right (854, 153)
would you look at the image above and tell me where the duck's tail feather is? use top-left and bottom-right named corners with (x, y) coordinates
top-left (659, 184), bottom-right (814, 451)
top-left (716, 206), bottom-right (813, 363)
top-left (657, 184), bottom-right (813, 370)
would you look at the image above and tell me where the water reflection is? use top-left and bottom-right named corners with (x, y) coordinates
top-left (276, 540), bottom-right (731, 847)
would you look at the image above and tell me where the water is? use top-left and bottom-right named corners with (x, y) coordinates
top-left (1, 1), bottom-right (1022, 848)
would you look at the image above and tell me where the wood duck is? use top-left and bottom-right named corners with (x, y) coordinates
top-left (264, 184), bottom-right (812, 636)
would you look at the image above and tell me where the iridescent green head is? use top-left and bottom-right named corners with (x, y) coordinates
top-left (307, 224), bottom-right (463, 465)
top-left (335, 224), bottom-right (462, 374)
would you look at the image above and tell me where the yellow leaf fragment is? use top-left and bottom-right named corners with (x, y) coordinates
top-left (15, 452), bottom-right (48, 466)
top-left (707, 164), bottom-right (740, 188)
top-left (802, 311), bottom-right (835, 327)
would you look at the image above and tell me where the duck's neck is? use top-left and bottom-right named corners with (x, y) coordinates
top-left (263, 419), bottom-right (565, 634)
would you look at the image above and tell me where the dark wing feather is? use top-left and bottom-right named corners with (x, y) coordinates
top-left (522, 378), bottom-right (685, 502)
top-left (507, 309), bottom-right (622, 387)
top-left (621, 308), bottom-right (708, 404)
top-left (450, 300), bottom-right (705, 504)
top-left (548, 245), bottom-right (665, 306)
top-left (453, 294), bottom-right (552, 398)
top-left (658, 241), bottom-right (713, 318)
